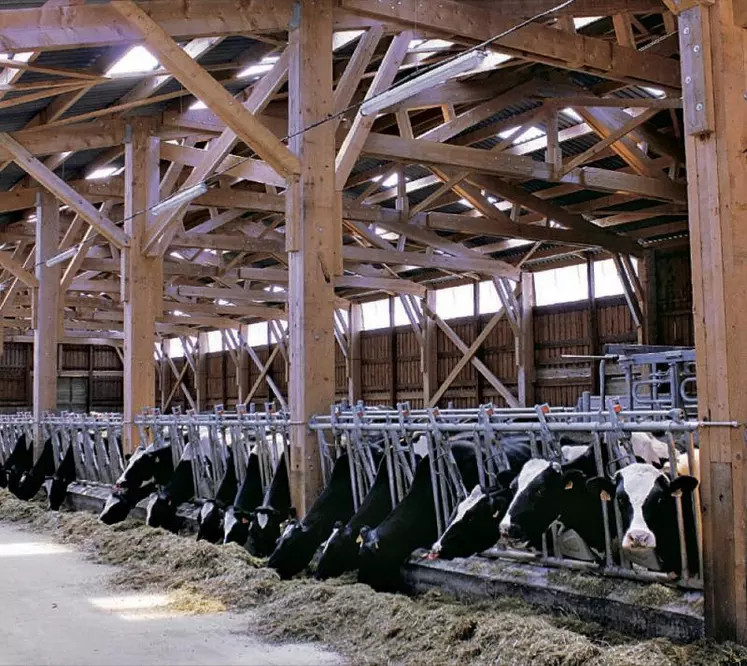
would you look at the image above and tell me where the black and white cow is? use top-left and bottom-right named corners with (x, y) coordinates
top-left (197, 448), bottom-right (237, 543)
top-left (426, 438), bottom-right (533, 561)
top-left (496, 443), bottom-right (608, 558)
top-left (357, 439), bottom-right (489, 592)
top-left (145, 450), bottom-right (197, 532)
top-left (223, 451), bottom-right (264, 547)
top-left (267, 452), bottom-right (357, 579)
top-left (1, 434), bottom-right (32, 490)
top-left (245, 451), bottom-right (292, 556)
top-left (45, 443), bottom-right (76, 511)
top-left (315, 456), bottom-right (396, 580)
top-left (588, 462), bottom-right (699, 575)
top-left (9, 438), bottom-right (56, 501)
top-left (99, 443), bottom-right (174, 525)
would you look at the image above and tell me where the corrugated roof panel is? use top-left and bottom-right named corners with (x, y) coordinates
top-left (197, 36), bottom-right (261, 67)
top-left (59, 79), bottom-right (143, 120)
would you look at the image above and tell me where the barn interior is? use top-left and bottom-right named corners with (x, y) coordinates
top-left (0, 0), bottom-right (745, 662)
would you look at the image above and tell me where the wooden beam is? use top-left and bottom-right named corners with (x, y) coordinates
top-left (0, 133), bottom-right (128, 248)
top-left (0, 250), bottom-right (37, 289)
top-left (0, 0), bottom-right (293, 51)
top-left (343, 245), bottom-right (520, 280)
top-left (336, 31), bottom-right (412, 188)
top-left (122, 122), bottom-right (161, 454)
top-left (679, 1), bottom-right (747, 643)
top-left (111, 1), bottom-right (299, 179)
top-left (144, 48), bottom-right (290, 255)
top-left (362, 132), bottom-right (688, 202)
top-left (286, 0), bottom-right (338, 515)
top-left (348, 302), bottom-right (363, 403)
top-left (33, 191), bottom-right (60, 453)
top-left (341, 0), bottom-right (682, 89)
top-left (465, 0), bottom-right (662, 15)
top-left (332, 25), bottom-right (384, 123)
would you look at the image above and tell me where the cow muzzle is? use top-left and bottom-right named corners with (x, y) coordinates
top-left (622, 528), bottom-right (656, 550)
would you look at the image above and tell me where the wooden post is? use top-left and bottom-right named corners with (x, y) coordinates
top-left (678, 0), bottom-right (747, 644)
top-left (423, 290), bottom-right (439, 406)
top-left (638, 249), bottom-right (658, 345)
top-left (389, 297), bottom-right (397, 407)
top-left (122, 121), bottom-right (161, 454)
top-left (286, 0), bottom-right (338, 516)
top-left (586, 254), bottom-right (601, 394)
top-left (196, 331), bottom-right (208, 412)
top-left (237, 338), bottom-right (250, 405)
top-left (33, 190), bottom-right (60, 454)
top-left (517, 273), bottom-right (535, 407)
top-left (348, 302), bottom-right (362, 404)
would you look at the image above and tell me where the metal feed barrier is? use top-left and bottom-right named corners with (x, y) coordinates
top-left (0, 396), bottom-right (738, 592)
top-left (134, 403), bottom-right (290, 502)
top-left (310, 399), bottom-right (738, 591)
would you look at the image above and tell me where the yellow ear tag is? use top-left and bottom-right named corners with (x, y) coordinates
top-left (492, 509), bottom-right (501, 519)
top-left (671, 489), bottom-right (683, 498)
top-left (600, 490), bottom-right (611, 502)
top-left (565, 481), bottom-right (574, 490)
top-left (356, 534), bottom-right (363, 545)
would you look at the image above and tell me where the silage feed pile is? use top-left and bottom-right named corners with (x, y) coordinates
top-left (1, 490), bottom-right (746, 666)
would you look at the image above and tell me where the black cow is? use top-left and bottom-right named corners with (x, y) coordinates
top-left (9, 438), bottom-right (56, 501)
top-left (267, 452), bottom-right (356, 579)
top-left (46, 443), bottom-right (76, 511)
top-left (2, 434), bottom-right (32, 490)
top-left (223, 451), bottom-right (264, 547)
top-left (315, 456), bottom-right (396, 580)
top-left (245, 451), bottom-right (292, 556)
top-left (357, 440), bottom-right (488, 592)
top-left (145, 451), bottom-right (196, 532)
top-left (427, 437), bottom-right (533, 561)
top-left (588, 462), bottom-right (699, 575)
top-left (197, 448), bottom-right (237, 543)
top-left (99, 443), bottom-right (173, 525)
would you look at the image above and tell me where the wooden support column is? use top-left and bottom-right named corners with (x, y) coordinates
top-left (196, 331), bottom-right (208, 412)
top-left (286, 0), bottom-right (338, 516)
top-left (678, 0), bottom-right (747, 644)
top-left (389, 297), bottom-right (397, 407)
top-left (348, 303), bottom-right (363, 404)
top-left (517, 273), bottom-right (535, 407)
top-left (237, 329), bottom-right (250, 405)
top-left (423, 290), bottom-right (439, 406)
top-left (122, 121), bottom-right (161, 453)
top-left (638, 249), bottom-right (658, 345)
top-left (33, 190), bottom-right (60, 453)
top-left (587, 254), bottom-right (601, 395)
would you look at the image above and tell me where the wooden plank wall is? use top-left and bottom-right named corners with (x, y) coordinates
top-left (0, 251), bottom-right (697, 412)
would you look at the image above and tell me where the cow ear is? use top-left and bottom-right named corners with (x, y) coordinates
top-left (562, 469), bottom-right (586, 491)
top-left (669, 475), bottom-right (699, 496)
top-left (587, 476), bottom-right (615, 501)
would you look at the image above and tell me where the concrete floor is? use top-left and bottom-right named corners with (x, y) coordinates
top-left (0, 524), bottom-right (341, 666)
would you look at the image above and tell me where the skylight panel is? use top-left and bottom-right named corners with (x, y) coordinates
top-left (573, 16), bottom-right (602, 29)
top-left (238, 54), bottom-right (280, 79)
top-left (333, 30), bottom-right (364, 51)
top-left (562, 107), bottom-right (583, 123)
top-left (641, 86), bottom-right (666, 99)
top-left (458, 198), bottom-right (474, 209)
top-left (86, 166), bottom-right (121, 180)
top-left (106, 46), bottom-right (159, 76)
top-left (190, 99), bottom-right (207, 110)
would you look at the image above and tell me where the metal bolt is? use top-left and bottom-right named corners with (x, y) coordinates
top-left (693, 45), bottom-right (700, 53)
top-left (696, 103), bottom-right (703, 111)
top-left (685, 76), bottom-right (692, 84)
top-left (683, 27), bottom-right (690, 35)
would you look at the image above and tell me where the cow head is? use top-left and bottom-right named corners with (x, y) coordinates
top-left (499, 459), bottom-right (587, 549)
top-left (145, 491), bottom-right (174, 529)
top-left (223, 505), bottom-right (252, 546)
top-left (197, 501), bottom-right (224, 543)
top-left (245, 505), bottom-right (294, 556)
top-left (315, 521), bottom-right (352, 580)
top-left (99, 492), bottom-right (131, 525)
top-left (47, 477), bottom-right (68, 511)
top-left (428, 485), bottom-right (509, 561)
top-left (266, 519), bottom-right (309, 579)
top-left (587, 463), bottom-right (698, 568)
